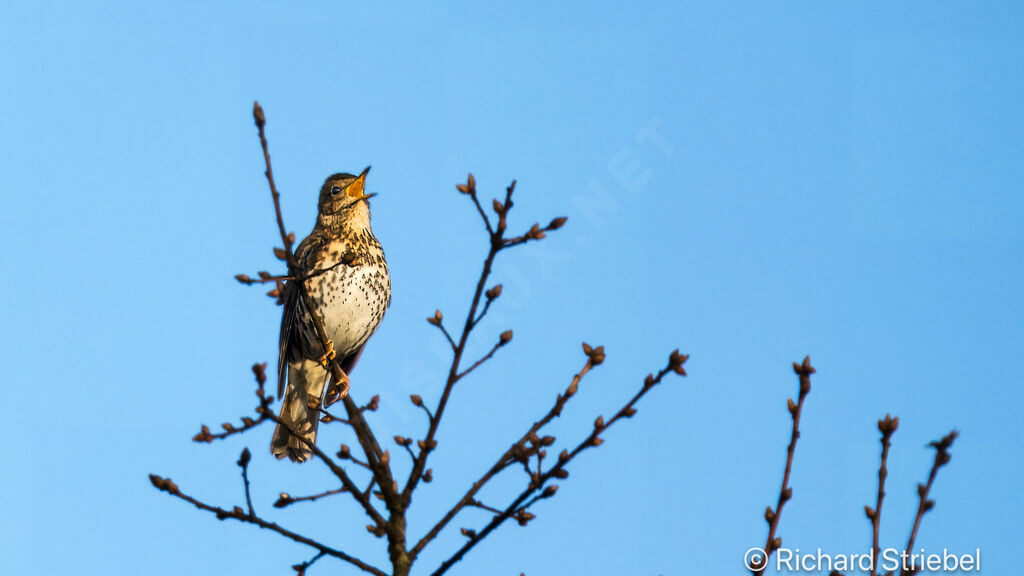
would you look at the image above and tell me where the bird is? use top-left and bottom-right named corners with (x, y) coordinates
top-left (271, 167), bottom-right (391, 462)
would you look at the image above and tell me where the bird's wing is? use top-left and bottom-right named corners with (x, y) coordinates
top-left (277, 234), bottom-right (324, 398)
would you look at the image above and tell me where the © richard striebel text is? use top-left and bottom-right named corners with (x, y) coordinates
top-left (744, 546), bottom-right (981, 573)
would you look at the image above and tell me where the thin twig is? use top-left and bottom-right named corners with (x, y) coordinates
top-left (149, 474), bottom-right (386, 576)
top-left (253, 102), bottom-right (295, 265)
top-left (868, 415), bottom-right (899, 576)
top-left (753, 356), bottom-right (815, 576)
top-left (293, 551), bottom-right (327, 576)
top-left (456, 336), bottom-right (510, 381)
top-left (238, 448), bottom-right (255, 517)
top-left (899, 430), bottom-right (957, 576)
top-left (192, 364), bottom-right (274, 443)
top-left (274, 487), bottom-right (348, 508)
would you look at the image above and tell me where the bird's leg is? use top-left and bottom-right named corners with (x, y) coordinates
top-left (318, 339), bottom-right (337, 366)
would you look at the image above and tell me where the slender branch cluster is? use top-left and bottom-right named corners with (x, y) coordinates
top-left (750, 360), bottom-right (958, 576)
top-left (150, 103), bottom-right (688, 576)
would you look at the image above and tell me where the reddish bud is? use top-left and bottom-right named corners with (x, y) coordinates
top-left (878, 414), bottom-right (900, 435)
top-left (252, 101), bottom-right (265, 127)
top-left (793, 355), bottom-right (816, 376)
top-left (252, 363), bottom-right (268, 385)
top-left (192, 425), bottom-right (212, 443)
top-left (669, 349), bottom-right (689, 375)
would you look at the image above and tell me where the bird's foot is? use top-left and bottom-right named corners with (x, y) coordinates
top-left (318, 340), bottom-right (337, 366)
top-left (324, 370), bottom-right (350, 407)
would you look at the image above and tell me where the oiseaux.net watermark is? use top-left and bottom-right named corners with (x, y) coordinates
top-left (743, 546), bottom-right (981, 573)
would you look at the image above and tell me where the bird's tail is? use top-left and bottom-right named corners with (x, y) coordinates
top-left (271, 359), bottom-right (328, 462)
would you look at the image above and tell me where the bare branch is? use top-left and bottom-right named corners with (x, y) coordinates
top-left (455, 331), bottom-right (512, 381)
top-left (237, 448), bottom-right (254, 517)
top-left (192, 364), bottom-right (274, 443)
top-left (900, 430), bottom-right (958, 576)
top-left (293, 551), bottom-right (326, 576)
top-left (868, 414), bottom-right (899, 576)
top-left (274, 487), bottom-right (348, 509)
top-left (427, 310), bottom-right (457, 352)
top-left (260, 408), bottom-right (387, 529)
top-left (456, 173), bottom-right (494, 237)
top-left (149, 474), bottom-right (386, 576)
top-left (752, 356), bottom-right (815, 576)
top-left (253, 101), bottom-right (296, 266)
top-left (411, 353), bottom-right (598, 558)
top-left (403, 177), bottom-right (567, 505)
top-left (427, 350), bottom-right (687, 575)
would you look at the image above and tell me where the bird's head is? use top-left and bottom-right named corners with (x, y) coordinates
top-left (318, 167), bottom-right (375, 217)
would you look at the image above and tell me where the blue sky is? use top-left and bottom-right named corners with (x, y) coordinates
top-left (2, 2), bottom-right (1021, 575)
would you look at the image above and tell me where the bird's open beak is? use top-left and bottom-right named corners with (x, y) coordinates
top-left (347, 166), bottom-right (376, 201)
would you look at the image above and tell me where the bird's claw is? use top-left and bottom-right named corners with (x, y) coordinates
top-left (319, 340), bottom-right (337, 366)
top-left (325, 372), bottom-right (350, 407)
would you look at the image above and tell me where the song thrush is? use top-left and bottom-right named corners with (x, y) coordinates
top-left (271, 167), bottom-right (391, 462)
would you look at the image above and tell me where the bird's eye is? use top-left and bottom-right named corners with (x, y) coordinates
top-left (330, 186), bottom-right (342, 196)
